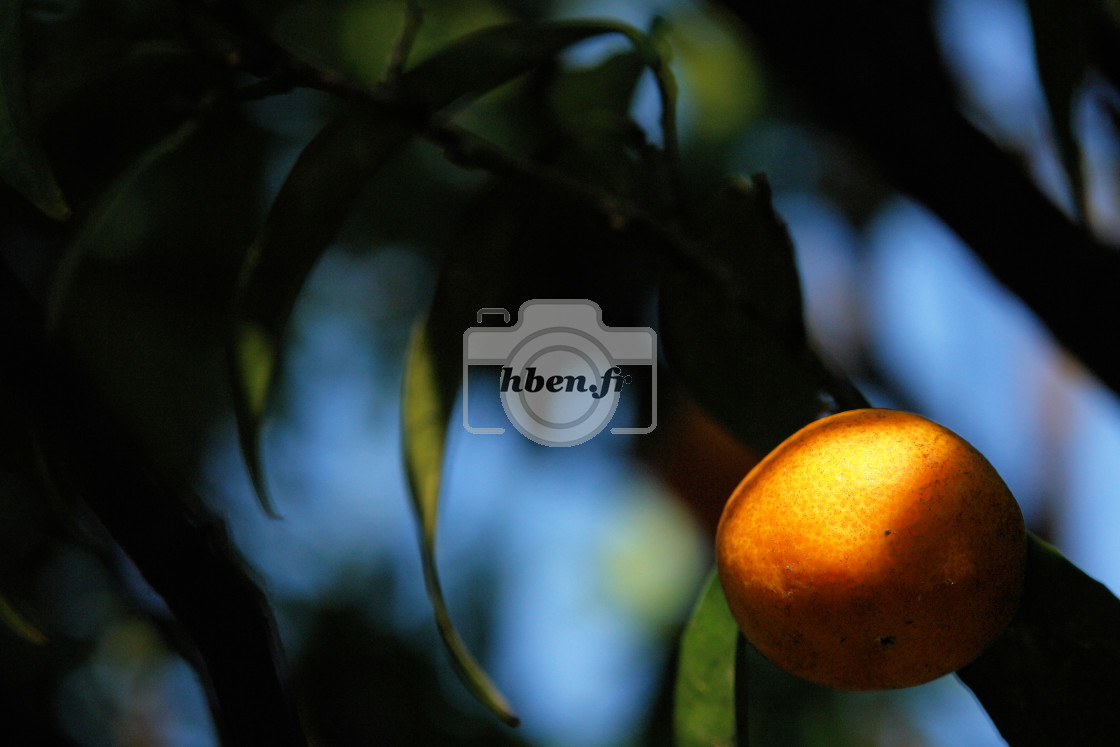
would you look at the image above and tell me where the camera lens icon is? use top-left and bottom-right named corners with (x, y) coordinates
top-left (464, 300), bottom-right (656, 447)
top-left (502, 330), bottom-right (621, 446)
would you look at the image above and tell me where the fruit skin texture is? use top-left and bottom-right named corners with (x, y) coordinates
top-left (716, 408), bottom-right (1027, 691)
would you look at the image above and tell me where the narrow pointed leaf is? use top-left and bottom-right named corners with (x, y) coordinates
top-left (398, 182), bottom-right (528, 724)
top-left (958, 532), bottom-right (1120, 744)
top-left (47, 119), bottom-right (199, 329)
top-left (400, 20), bottom-right (660, 112)
top-left (546, 50), bottom-right (654, 196)
top-left (402, 319), bottom-right (518, 726)
top-left (401, 321), bottom-right (450, 542)
top-left (659, 174), bottom-right (823, 454)
top-left (0, 0), bottom-right (69, 219)
top-left (231, 19), bottom-right (664, 516)
top-left (230, 110), bottom-right (412, 515)
top-left (0, 592), bottom-right (46, 645)
top-left (399, 173), bottom-right (668, 722)
top-left (675, 569), bottom-right (738, 747)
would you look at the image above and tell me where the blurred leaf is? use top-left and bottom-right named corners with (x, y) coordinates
top-left (550, 49), bottom-right (646, 132)
top-left (231, 109), bottom-right (413, 515)
top-left (401, 320), bottom-right (517, 726)
top-left (47, 119), bottom-right (200, 329)
top-left (399, 182), bottom-right (527, 725)
top-left (1027, 0), bottom-right (1089, 216)
top-left (675, 569), bottom-right (738, 747)
top-left (0, 592), bottom-right (46, 645)
top-left (659, 174), bottom-right (822, 454)
top-left (408, 18), bottom-right (679, 189)
top-left (401, 321), bottom-right (453, 551)
top-left (0, 0), bottom-right (69, 219)
top-left (398, 173), bottom-right (648, 723)
top-left (547, 49), bottom-right (650, 196)
top-left (232, 19), bottom-right (662, 516)
top-left (400, 19), bottom-right (659, 112)
top-left (664, 5), bottom-right (762, 143)
top-left (26, 40), bottom-right (202, 126)
top-left (958, 533), bottom-right (1120, 744)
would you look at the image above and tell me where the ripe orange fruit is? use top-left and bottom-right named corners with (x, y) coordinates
top-left (716, 408), bottom-right (1026, 690)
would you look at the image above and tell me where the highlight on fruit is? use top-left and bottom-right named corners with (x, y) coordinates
top-left (716, 408), bottom-right (1027, 691)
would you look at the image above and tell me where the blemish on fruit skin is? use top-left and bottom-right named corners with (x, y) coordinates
top-left (877, 635), bottom-right (896, 647)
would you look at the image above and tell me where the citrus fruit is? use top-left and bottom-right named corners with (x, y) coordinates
top-left (716, 408), bottom-right (1027, 690)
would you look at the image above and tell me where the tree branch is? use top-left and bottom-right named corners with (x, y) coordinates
top-left (192, 0), bottom-right (1120, 408)
top-left (720, 0), bottom-right (1120, 398)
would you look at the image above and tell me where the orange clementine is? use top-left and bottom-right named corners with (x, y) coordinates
top-left (716, 408), bottom-right (1026, 690)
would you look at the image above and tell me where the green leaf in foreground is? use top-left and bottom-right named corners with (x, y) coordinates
top-left (396, 179), bottom-right (530, 725)
top-left (0, 0), bottom-right (69, 219)
top-left (958, 532), bottom-right (1120, 745)
top-left (401, 318), bottom-right (518, 726)
top-left (675, 569), bottom-right (739, 747)
top-left (230, 109), bottom-right (412, 516)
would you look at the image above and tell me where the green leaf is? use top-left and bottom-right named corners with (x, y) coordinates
top-left (1026, 0), bottom-right (1090, 216)
top-left (659, 174), bottom-right (823, 454)
top-left (401, 321), bottom-right (449, 546)
top-left (231, 19), bottom-right (665, 516)
top-left (230, 109), bottom-right (414, 515)
top-left (546, 49), bottom-right (653, 197)
top-left (47, 119), bottom-right (200, 330)
top-left (234, 16), bottom-right (674, 721)
top-left (398, 181), bottom-right (528, 725)
top-left (402, 18), bottom-right (679, 198)
top-left (0, 591), bottom-right (46, 645)
top-left (550, 48), bottom-right (646, 130)
top-left (675, 569), bottom-right (739, 747)
top-left (400, 19), bottom-right (660, 112)
top-left (958, 532), bottom-right (1120, 744)
top-left (398, 171), bottom-right (644, 723)
top-left (0, 0), bottom-right (69, 219)
top-left (401, 319), bottom-right (517, 726)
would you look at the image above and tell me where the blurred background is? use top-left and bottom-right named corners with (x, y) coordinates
top-left (2, 0), bottom-right (1119, 744)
